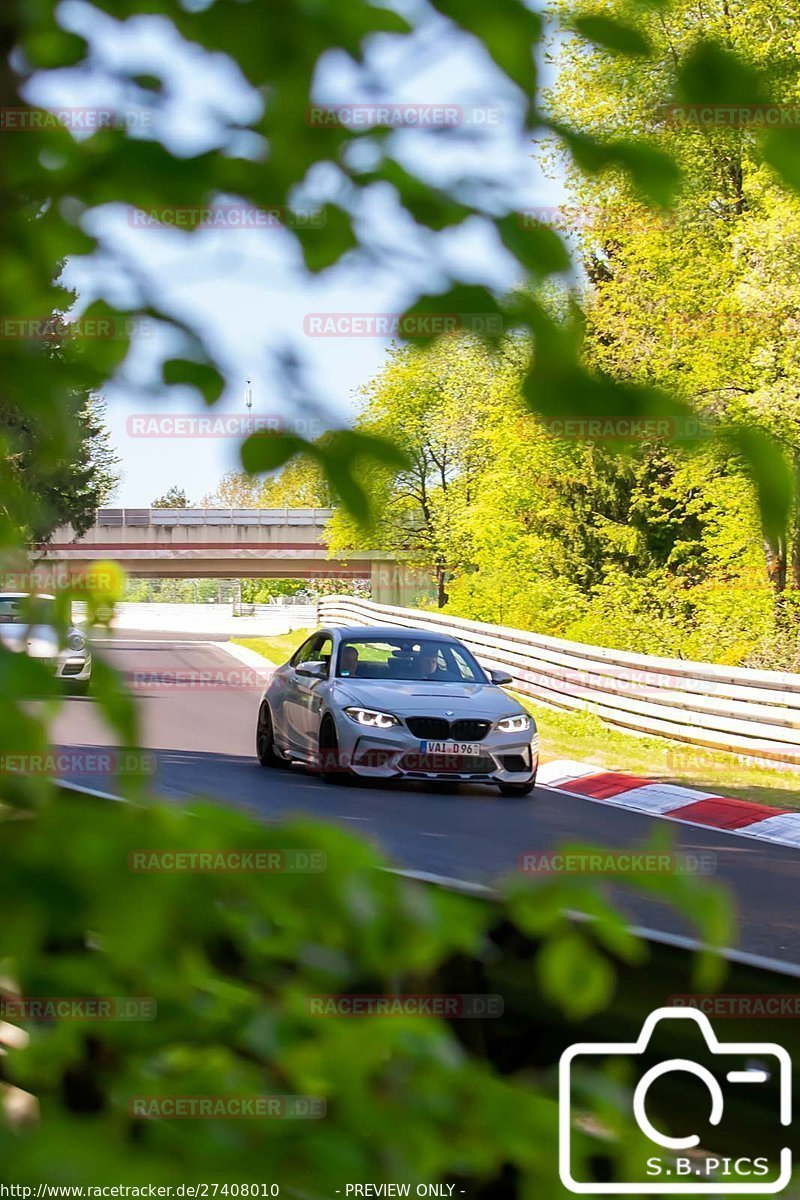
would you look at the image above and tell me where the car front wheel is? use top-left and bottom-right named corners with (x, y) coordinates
top-left (318, 715), bottom-right (349, 785)
top-left (256, 703), bottom-right (286, 768)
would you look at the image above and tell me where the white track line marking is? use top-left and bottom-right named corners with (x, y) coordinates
top-left (54, 778), bottom-right (127, 803)
top-left (48, 782), bottom-right (800, 972)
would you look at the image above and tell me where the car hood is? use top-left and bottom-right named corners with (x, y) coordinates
top-left (332, 678), bottom-right (524, 718)
top-left (0, 624), bottom-right (58, 657)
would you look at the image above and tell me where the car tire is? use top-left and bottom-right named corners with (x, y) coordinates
top-left (318, 715), bottom-right (349, 785)
top-left (256, 703), bottom-right (287, 768)
top-left (498, 779), bottom-right (536, 797)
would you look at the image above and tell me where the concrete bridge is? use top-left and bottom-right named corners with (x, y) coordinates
top-left (35, 508), bottom-right (430, 605)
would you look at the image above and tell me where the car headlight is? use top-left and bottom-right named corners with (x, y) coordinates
top-left (495, 713), bottom-right (531, 734)
top-left (343, 707), bottom-right (399, 729)
top-left (67, 631), bottom-right (86, 652)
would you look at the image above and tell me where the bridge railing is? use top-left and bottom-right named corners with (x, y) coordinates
top-left (317, 595), bottom-right (800, 769)
top-left (96, 508), bottom-right (333, 527)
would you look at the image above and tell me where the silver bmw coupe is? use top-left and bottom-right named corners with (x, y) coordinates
top-left (256, 625), bottom-right (537, 796)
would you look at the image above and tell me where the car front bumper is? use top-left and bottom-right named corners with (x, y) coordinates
top-left (334, 716), bottom-right (538, 785)
top-left (55, 650), bottom-right (92, 682)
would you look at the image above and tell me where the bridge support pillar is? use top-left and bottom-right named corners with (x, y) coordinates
top-left (370, 562), bottom-right (433, 607)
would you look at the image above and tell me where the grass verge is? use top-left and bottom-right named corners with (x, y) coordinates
top-left (232, 630), bottom-right (311, 667)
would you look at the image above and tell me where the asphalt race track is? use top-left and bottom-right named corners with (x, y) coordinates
top-left (49, 631), bottom-right (800, 966)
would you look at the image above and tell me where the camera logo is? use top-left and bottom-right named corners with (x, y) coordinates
top-left (559, 1006), bottom-right (792, 1193)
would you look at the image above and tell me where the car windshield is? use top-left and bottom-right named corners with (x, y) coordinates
top-left (336, 637), bottom-right (487, 683)
top-left (0, 595), bottom-right (57, 625)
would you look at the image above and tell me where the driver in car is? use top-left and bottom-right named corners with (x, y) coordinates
top-left (415, 648), bottom-right (446, 680)
top-left (340, 645), bottom-right (360, 676)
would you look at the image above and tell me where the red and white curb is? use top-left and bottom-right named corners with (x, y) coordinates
top-left (539, 759), bottom-right (800, 848)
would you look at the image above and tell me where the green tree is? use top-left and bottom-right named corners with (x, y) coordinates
top-left (151, 485), bottom-right (189, 509)
top-left (549, 0), bottom-right (800, 600)
top-left (328, 339), bottom-right (512, 606)
top-left (205, 457), bottom-right (332, 509)
top-left (201, 471), bottom-right (263, 508)
top-left (260, 452), bottom-right (332, 507)
top-left (330, 329), bottom-right (771, 660)
top-left (2, 393), bottom-right (119, 541)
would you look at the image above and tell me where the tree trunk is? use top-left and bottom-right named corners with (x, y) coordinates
top-left (765, 539), bottom-right (787, 593)
top-left (791, 451), bottom-right (800, 590)
top-left (436, 564), bottom-right (448, 608)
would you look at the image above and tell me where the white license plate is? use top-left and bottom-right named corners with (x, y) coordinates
top-left (420, 741), bottom-right (481, 755)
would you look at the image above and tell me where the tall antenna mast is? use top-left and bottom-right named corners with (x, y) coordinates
top-left (245, 377), bottom-right (253, 413)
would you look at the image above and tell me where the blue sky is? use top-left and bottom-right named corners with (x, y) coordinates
top-left (30, 0), bottom-right (567, 506)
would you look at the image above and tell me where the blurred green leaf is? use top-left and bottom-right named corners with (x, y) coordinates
top-left (675, 42), bottom-right (767, 107)
top-left (497, 213), bottom-right (572, 276)
top-left (241, 431), bottom-right (306, 474)
top-left (538, 932), bottom-right (615, 1018)
top-left (558, 127), bottom-right (681, 207)
top-left (295, 204), bottom-right (357, 273)
top-left (763, 129), bottom-right (800, 192)
top-left (401, 285), bottom-right (507, 346)
top-left (723, 425), bottom-right (794, 546)
top-left (353, 159), bottom-right (473, 231)
top-left (428, 0), bottom-right (541, 96)
top-left (162, 359), bottom-right (224, 405)
top-left (572, 15), bottom-right (651, 57)
top-left (21, 30), bottom-right (88, 69)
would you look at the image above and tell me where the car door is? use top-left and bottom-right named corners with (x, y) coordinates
top-left (293, 633), bottom-right (333, 755)
top-left (280, 634), bottom-right (325, 753)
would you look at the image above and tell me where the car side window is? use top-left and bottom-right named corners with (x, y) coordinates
top-left (290, 635), bottom-right (320, 667)
top-left (316, 636), bottom-right (333, 673)
top-left (452, 647), bottom-right (476, 680)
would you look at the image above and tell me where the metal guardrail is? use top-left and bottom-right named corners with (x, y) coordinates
top-left (233, 601), bottom-right (317, 621)
top-left (96, 508), bottom-right (333, 527)
top-left (317, 596), bottom-right (800, 768)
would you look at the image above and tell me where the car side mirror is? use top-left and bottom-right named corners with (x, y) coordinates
top-left (489, 668), bottom-right (513, 686)
top-left (296, 660), bottom-right (327, 679)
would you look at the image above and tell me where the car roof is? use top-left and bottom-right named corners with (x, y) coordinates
top-left (0, 592), bottom-right (55, 600)
top-left (329, 625), bottom-right (459, 643)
